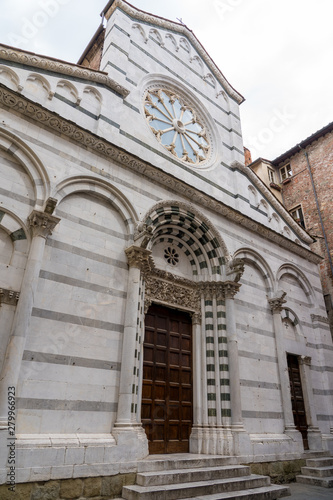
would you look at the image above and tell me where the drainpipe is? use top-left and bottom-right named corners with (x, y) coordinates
top-left (299, 145), bottom-right (333, 279)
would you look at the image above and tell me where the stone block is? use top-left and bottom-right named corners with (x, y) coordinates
top-left (59, 478), bottom-right (83, 498)
top-left (83, 476), bottom-right (102, 497)
top-left (31, 480), bottom-right (60, 500)
top-left (0, 482), bottom-right (33, 500)
top-left (101, 473), bottom-right (136, 497)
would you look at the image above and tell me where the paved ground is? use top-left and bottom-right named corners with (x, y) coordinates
top-left (287, 481), bottom-right (333, 499)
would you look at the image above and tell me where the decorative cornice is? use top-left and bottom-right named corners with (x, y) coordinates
top-left (0, 44), bottom-right (130, 98)
top-left (0, 288), bottom-right (20, 306)
top-left (28, 210), bottom-right (60, 239)
top-left (103, 0), bottom-right (244, 104)
top-left (125, 245), bottom-right (153, 271)
top-left (311, 314), bottom-right (329, 324)
top-left (268, 291), bottom-right (287, 313)
top-left (233, 160), bottom-right (313, 245)
top-left (0, 85), bottom-right (322, 265)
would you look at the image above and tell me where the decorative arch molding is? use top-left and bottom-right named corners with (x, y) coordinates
top-left (281, 308), bottom-right (306, 343)
top-left (277, 263), bottom-right (315, 307)
top-left (0, 65), bottom-right (22, 92)
top-left (233, 247), bottom-right (274, 293)
top-left (132, 23), bottom-right (148, 43)
top-left (0, 127), bottom-right (50, 207)
top-left (26, 73), bottom-right (53, 100)
top-left (56, 79), bottom-right (80, 104)
top-left (0, 208), bottom-right (30, 253)
top-left (149, 28), bottom-right (164, 47)
top-left (136, 200), bottom-right (230, 276)
top-left (54, 176), bottom-right (138, 237)
top-left (165, 33), bottom-right (179, 52)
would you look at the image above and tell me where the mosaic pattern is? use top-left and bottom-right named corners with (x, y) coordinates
top-left (144, 88), bottom-right (210, 164)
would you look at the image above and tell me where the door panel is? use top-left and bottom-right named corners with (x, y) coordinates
top-left (287, 353), bottom-right (308, 450)
top-left (142, 304), bottom-right (193, 454)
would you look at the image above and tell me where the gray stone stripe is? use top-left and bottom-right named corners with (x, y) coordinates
top-left (242, 411), bottom-right (283, 419)
top-left (317, 414), bottom-right (332, 421)
top-left (46, 239), bottom-right (128, 269)
top-left (311, 365), bottom-right (333, 373)
top-left (238, 350), bottom-right (277, 364)
top-left (0, 186), bottom-right (35, 206)
top-left (240, 380), bottom-right (280, 390)
top-left (313, 389), bottom-right (333, 396)
top-left (6, 128), bottom-right (161, 203)
top-left (238, 278), bottom-right (268, 293)
top-left (55, 209), bottom-right (128, 241)
top-left (16, 398), bottom-right (117, 412)
top-left (22, 350), bottom-right (120, 371)
top-left (235, 299), bottom-right (270, 314)
top-left (214, 119), bottom-right (242, 137)
top-left (236, 323), bottom-right (275, 339)
top-left (307, 342), bottom-right (333, 351)
top-left (31, 308), bottom-right (124, 333)
top-left (39, 270), bottom-right (127, 298)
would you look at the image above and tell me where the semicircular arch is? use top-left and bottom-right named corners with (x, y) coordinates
top-left (233, 247), bottom-right (274, 293)
top-left (54, 176), bottom-right (138, 238)
top-left (277, 263), bottom-right (315, 307)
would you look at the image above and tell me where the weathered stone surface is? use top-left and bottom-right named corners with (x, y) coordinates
top-left (101, 473), bottom-right (136, 497)
top-left (0, 482), bottom-right (33, 500)
top-left (83, 476), bottom-right (102, 497)
top-left (59, 478), bottom-right (83, 498)
top-left (31, 481), bottom-right (60, 500)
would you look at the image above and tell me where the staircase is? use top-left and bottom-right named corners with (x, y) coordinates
top-left (121, 455), bottom-right (290, 499)
top-left (296, 456), bottom-right (333, 488)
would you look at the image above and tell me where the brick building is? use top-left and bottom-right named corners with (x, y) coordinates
top-left (249, 122), bottom-right (333, 337)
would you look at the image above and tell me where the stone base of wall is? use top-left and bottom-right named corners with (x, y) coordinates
top-left (249, 459), bottom-right (306, 484)
top-left (0, 473), bottom-right (136, 500)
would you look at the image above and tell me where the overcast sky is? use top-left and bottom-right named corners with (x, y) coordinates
top-left (1, 0), bottom-right (332, 160)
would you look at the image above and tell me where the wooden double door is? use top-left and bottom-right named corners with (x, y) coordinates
top-left (287, 354), bottom-right (309, 449)
top-left (141, 305), bottom-right (193, 454)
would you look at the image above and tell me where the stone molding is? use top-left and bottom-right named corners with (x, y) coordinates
top-left (199, 281), bottom-right (226, 300)
top-left (0, 288), bottom-right (20, 306)
top-left (299, 355), bottom-right (311, 366)
top-left (311, 314), bottom-right (329, 324)
top-left (144, 273), bottom-right (201, 316)
top-left (268, 291), bottom-right (287, 313)
top-left (233, 160), bottom-right (313, 245)
top-left (0, 44), bottom-right (130, 97)
top-left (0, 85), bottom-right (322, 264)
top-left (28, 210), bottom-right (60, 239)
top-left (125, 245), bottom-right (153, 271)
top-left (104, 0), bottom-right (244, 104)
top-left (226, 258), bottom-right (245, 283)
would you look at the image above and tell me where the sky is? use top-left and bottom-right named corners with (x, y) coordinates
top-left (1, 0), bottom-right (332, 160)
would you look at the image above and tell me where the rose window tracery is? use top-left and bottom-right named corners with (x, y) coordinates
top-left (144, 88), bottom-right (210, 165)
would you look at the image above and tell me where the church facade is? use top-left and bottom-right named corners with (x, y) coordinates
top-left (0, 0), bottom-right (332, 489)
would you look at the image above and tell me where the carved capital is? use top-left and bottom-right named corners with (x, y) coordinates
top-left (268, 291), bottom-right (287, 313)
top-left (199, 282), bottom-right (225, 300)
top-left (223, 281), bottom-right (241, 299)
top-left (299, 355), bottom-right (311, 366)
top-left (191, 311), bottom-right (202, 325)
top-left (0, 288), bottom-right (20, 306)
top-left (125, 245), bottom-right (153, 272)
top-left (28, 210), bottom-right (60, 239)
top-left (226, 258), bottom-right (245, 283)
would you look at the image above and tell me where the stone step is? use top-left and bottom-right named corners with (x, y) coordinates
top-left (122, 474), bottom-right (271, 500)
top-left (301, 465), bottom-right (333, 477)
top-left (137, 455), bottom-right (236, 472)
top-left (181, 484), bottom-right (291, 499)
top-left (136, 465), bottom-right (251, 486)
top-left (296, 474), bottom-right (333, 488)
top-left (306, 457), bottom-right (333, 467)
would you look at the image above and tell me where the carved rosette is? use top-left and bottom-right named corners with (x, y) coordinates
top-left (125, 245), bottom-right (153, 272)
top-left (28, 210), bottom-right (60, 239)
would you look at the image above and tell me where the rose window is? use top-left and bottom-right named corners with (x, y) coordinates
top-left (144, 89), bottom-right (210, 165)
top-left (164, 247), bottom-right (179, 266)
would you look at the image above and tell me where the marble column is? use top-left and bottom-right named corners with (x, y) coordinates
top-left (268, 293), bottom-right (296, 432)
top-left (0, 210), bottom-right (60, 428)
top-left (224, 281), bottom-right (244, 430)
top-left (191, 311), bottom-right (202, 427)
top-left (114, 245), bottom-right (151, 430)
